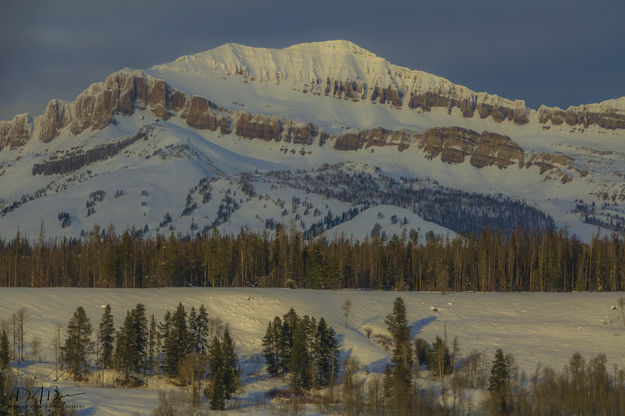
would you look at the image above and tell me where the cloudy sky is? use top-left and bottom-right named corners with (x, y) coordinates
top-left (1, 0), bottom-right (623, 120)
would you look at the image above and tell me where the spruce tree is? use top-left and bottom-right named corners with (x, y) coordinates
top-left (196, 304), bottom-right (210, 354)
top-left (130, 303), bottom-right (148, 373)
top-left (262, 320), bottom-right (279, 377)
top-left (290, 320), bottom-right (311, 393)
top-left (280, 308), bottom-right (299, 373)
top-left (189, 305), bottom-right (210, 355)
top-left (62, 306), bottom-right (94, 380)
top-left (209, 366), bottom-right (226, 411)
top-left (148, 314), bottom-right (157, 376)
top-left (98, 304), bottom-right (115, 369)
top-left (114, 312), bottom-right (132, 380)
top-left (384, 297), bottom-right (413, 390)
top-left (208, 336), bottom-right (225, 410)
top-left (221, 328), bottom-right (240, 399)
top-left (0, 330), bottom-right (9, 370)
top-left (162, 303), bottom-right (190, 378)
top-left (315, 318), bottom-right (340, 387)
top-left (158, 311), bottom-right (171, 375)
top-left (489, 348), bottom-right (510, 414)
top-left (426, 335), bottom-right (452, 380)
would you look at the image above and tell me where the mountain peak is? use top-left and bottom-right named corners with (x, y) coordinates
top-left (284, 40), bottom-right (377, 57)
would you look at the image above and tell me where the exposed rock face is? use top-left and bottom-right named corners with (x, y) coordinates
top-left (284, 122), bottom-right (318, 145)
top-left (39, 100), bottom-right (71, 143)
top-left (371, 86), bottom-right (403, 107)
top-left (186, 96), bottom-right (218, 130)
top-left (0, 71), bottom-right (195, 147)
top-left (32, 127), bottom-right (151, 176)
top-left (147, 79), bottom-right (169, 119)
top-left (415, 127), bottom-right (524, 168)
top-left (325, 79), bottom-right (364, 100)
top-left (333, 127), bottom-right (410, 151)
top-left (537, 99), bottom-right (625, 130)
top-left (0, 113), bottom-right (33, 149)
top-left (235, 112), bottom-right (282, 141)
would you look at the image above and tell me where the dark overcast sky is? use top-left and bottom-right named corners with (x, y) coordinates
top-left (1, 0), bottom-right (624, 120)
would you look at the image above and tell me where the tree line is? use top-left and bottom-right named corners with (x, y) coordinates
top-left (2, 225), bottom-right (625, 292)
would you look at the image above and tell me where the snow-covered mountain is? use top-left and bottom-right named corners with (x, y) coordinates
top-left (1, 40), bottom-right (624, 241)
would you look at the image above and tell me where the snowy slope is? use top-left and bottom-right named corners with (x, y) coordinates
top-left (3, 288), bottom-right (625, 414)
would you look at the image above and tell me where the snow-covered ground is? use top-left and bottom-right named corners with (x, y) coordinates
top-left (2, 288), bottom-right (625, 414)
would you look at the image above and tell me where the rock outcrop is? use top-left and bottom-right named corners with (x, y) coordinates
top-left (537, 98), bottom-right (625, 130)
top-left (235, 112), bottom-right (282, 141)
top-left (415, 127), bottom-right (524, 168)
top-left (32, 127), bottom-right (152, 176)
top-left (333, 127), bottom-right (410, 151)
top-left (0, 71), bottom-right (199, 149)
top-left (0, 113), bottom-right (32, 149)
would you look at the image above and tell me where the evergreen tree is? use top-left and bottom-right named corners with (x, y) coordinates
top-left (279, 308), bottom-right (299, 373)
top-left (262, 320), bottom-right (280, 377)
top-left (290, 320), bottom-right (311, 393)
top-left (114, 312), bottom-right (133, 380)
top-left (489, 348), bottom-right (510, 414)
top-left (220, 328), bottom-right (240, 399)
top-left (0, 330), bottom-right (9, 370)
top-left (148, 314), bottom-right (157, 376)
top-left (130, 303), bottom-right (148, 373)
top-left (62, 306), bottom-right (94, 380)
top-left (315, 318), bottom-right (340, 387)
top-left (208, 336), bottom-right (225, 410)
top-left (196, 304), bottom-right (210, 354)
top-left (189, 304), bottom-right (210, 354)
top-left (384, 297), bottom-right (413, 389)
top-left (209, 366), bottom-right (226, 411)
top-left (157, 311), bottom-right (171, 375)
top-left (162, 303), bottom-right (190, 378)
top-left (98, 304), bottom-right (115, 369)
top-left (426, 335), bottom-right (452, 380)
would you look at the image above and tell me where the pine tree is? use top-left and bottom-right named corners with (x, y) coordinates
top-left (315, 318), bottom-right (339, 387)
top-left (148, 314), bottom-right (157, 376)
top-left (384, 297), bottom-right (413, 389)
top-left (114, 312), bottom-right (133, 380)
top-left (290, 320), bottom-right (311, 393)
top-left (189, 305), bottom-right (210, 354)
top-left (130, 303), bottom-right (148, 373)
top-left (209, 366), bottom-right (226, 411)
top-left (426, 335), bottom-right (452, 380)
top-left (162, 303), bottom-right (190, 378)
top-left (62, 306), bottom-right (94, 380)
top-left (0, 330), bottom-right (9, 370)
top-left (98, 304), bottom-right (115, 369)
top-left (489, 349), bottom-right (509, 392)
top-left (158, 311), bottom-right (171, 375)
top-left (262, 320), bottom-right (279, 377)
top-left (279, 308), bottom-right (299, 373)
top-left (196, 304), bottom-right (210, 354)
top-left (220, 328), bottom-right (240, 399)
top-left (208, 336), bottom-right (225, 410)
top-left (489, 348), bottom-right (510, 414)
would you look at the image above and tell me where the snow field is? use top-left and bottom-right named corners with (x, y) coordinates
top-left (2, 288), bottom-right (625, 414)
